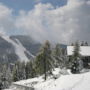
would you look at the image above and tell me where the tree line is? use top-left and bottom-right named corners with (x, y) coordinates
top-left (0, 40), bottom-right (84, 89)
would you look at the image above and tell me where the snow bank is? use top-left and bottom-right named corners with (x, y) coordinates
top-left (35, 72), bottom-right (90, 90)
top-left (6, 68), bottom-right (90, 90)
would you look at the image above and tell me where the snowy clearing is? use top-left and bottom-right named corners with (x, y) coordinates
top-left (6, 68), bottom-right (90, 90)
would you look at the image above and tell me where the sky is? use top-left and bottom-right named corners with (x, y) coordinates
top-left (0, 0), bottom-right (90, 44)
top-left (0, 0), bottom-right (67, 14)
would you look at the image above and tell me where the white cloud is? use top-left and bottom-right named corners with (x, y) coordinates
top-left (0, 3), bottom-right (15, 35)
top-left (0, 27), bottom-right (6, 36)
top-left (0, 0), bottom-right (90, 44)
top-left (15, 0), bottom-right (90, 44)
top-left (0, 3), bottom-right (12, 18)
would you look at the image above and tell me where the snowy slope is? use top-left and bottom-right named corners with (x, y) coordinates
top-left (1, 35), bottom-right (35, 62)
top-left (8, 68), bottom-right (90, 90)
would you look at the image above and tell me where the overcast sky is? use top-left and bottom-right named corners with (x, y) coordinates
top-left (0, 0), bottom-right (90, 44)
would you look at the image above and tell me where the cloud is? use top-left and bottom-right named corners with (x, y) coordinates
top-left (0, 3), bottom-right (16, 35)
top-left (0, 0), bottom-right (90, 44)
top-left (0, 27), bottom-right (6, 36)
top-left (15, 0), bottom-right (90, 44)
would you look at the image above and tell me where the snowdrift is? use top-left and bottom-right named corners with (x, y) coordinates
top-left (6, 68), bottom-right (90, 90)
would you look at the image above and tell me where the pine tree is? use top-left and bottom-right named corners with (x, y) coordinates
top-left (12, 64), bottom-right (19, 82)
top-left (35, 53), bottom-right (45, 75)
top-left (52, 44), bottom-right (62, 67)
top-left (19, 62), bottom-right (26, 80)
top-left (52, 44), bottom-right (67, 69)
top-left (29, 61), bottom-right (36, 78)
top-left (25, 61), bottom-right (36, 79)
top-left (12, 61), bottom-right (26, 81)
top-left (71, 41), bottom-right (82, 73)
top-left (0, 81), bottom-right (3, 90)
top-left (73, 41), bottom-right (81, 60)
top-left (0, 64), bottom-right (12, 89)
top-left (85, 41), bottom-right (88, 46)
top-left (25, 62), bottom-right (31, 79)
top-left (35, 40), bottom-right (53, 80)
top-left (81, 41), bottom-right (84, 46)
top-left (71, 43), bottom-right (74, 46)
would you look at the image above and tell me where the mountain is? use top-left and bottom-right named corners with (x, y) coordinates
top-left (10, 35), bottom-right (41, 55)
top-left (0, 35), bottom-right (67, 63)
top-left (0, 35), bottom-right (41, 63)
top-left (0, 36), bottom-right (18, 63)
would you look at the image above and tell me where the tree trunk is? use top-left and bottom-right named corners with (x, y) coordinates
top-left (44, 55), bottom-right (47, 80)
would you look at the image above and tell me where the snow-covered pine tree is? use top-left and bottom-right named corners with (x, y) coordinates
top-left (52, 44), bottom-right (67, 69)
top-left (25, 61), bottom-right (36, 79)
top-left (12, 63), bottom-right (19, 82)
top-left (35, 40), bottom-right (53, 80)
top-left (34, 53), bottom-right (45, 75)
top-left (52, 44), bottom-right (63, 67)
top-left (85, 41), bottom-right (88, 46)
top-left (73, 41), bottom-right (81, 60)
top-left (19, 62), bottom-right (26, 80)
top-left (71, 41), bottom-right (83, 73)
top-left (0, 64), bottom-right (12, 89)
top-left (25, 62), bottom-right (31, 79)
top-left (13, 61), bottom-right (26, 81)
top-left (81, 41), bottom-right (84, 46)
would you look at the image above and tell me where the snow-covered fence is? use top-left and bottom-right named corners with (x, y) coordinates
top-left (11, 83), bottom-right (34, 90)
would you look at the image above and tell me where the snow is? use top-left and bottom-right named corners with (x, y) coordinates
top-left (7, 68), bottom-right (90, 90)
top-left (67, 46), bottom-right (90, 56)
top-left (1, 35), bottom-right (35, 62)
top-left (13, 68), bottom-right (64, 86)
top-left (15, 39), bottom-right (35, 58)
top-left (35, 71), bottom-right (90, 90)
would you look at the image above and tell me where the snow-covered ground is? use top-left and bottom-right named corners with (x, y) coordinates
top-left (6, 68), bottom-right (90, 90)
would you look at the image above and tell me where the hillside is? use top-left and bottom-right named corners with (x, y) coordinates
top-left (0, 35), bottom-right (41, 62)
top-left (6, 68), bottom-right (90, 90)
top-left (0, 35), bottom-right (66, 63)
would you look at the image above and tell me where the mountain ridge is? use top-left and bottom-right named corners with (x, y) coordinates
top-left (0, 35), bottom-right (41, 62)
top-left (0, 35), bottom-right (66, 63)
